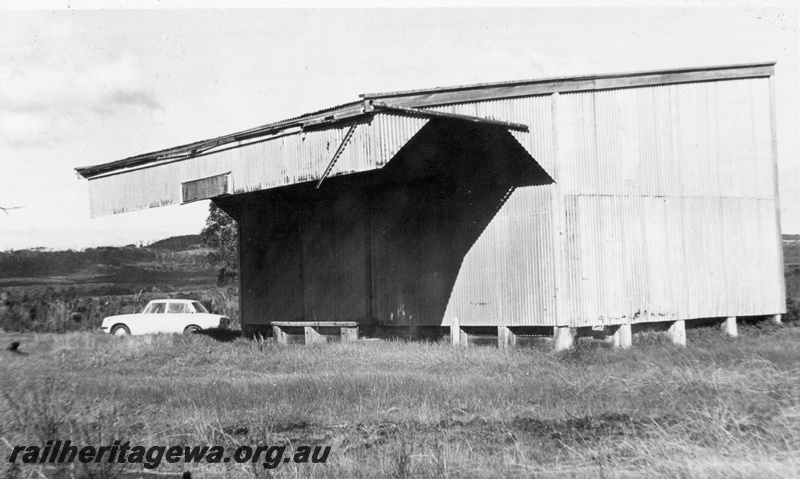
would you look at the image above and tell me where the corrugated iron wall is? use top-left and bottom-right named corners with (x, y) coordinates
top-left (554, 78), bottom-right (783, 326)
top-left (442, 184), bottom-right (556, 326)
top-left (86, 114), bottom-right (428, 217)
top-left (427, 77), bottom-right (782, 327)
top-left (560, 195), bottom-right (783, 326)
top-left (556, 79), bottom-right (774, 198)
top-left (429, 97), bottom-right (559, 326)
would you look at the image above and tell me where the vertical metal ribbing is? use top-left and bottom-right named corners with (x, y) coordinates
top-left (549, 78), bottom-right (781, 326)
top-left (88, 114), bottom-right (429, 216)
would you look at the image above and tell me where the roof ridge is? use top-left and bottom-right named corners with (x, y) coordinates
top-left (360, 61), bottom-right (776, 99)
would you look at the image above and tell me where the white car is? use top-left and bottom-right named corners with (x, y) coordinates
top-left (99, 299), bottom-right (230, 335)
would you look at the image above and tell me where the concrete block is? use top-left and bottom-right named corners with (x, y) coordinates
top-left (667, 320), bottom-right (686, 347)
top-left (720, 316), bottom-right (737, 337)
top-left (611, 324), bottom-right (632, 349)
top-left (554, 326), bottom-right (574, 351)
top-left (497, 326), bottom-right (516, 349)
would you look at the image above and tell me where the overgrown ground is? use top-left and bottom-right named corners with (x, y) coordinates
top-left (1, 323), bottom-right (799, 478)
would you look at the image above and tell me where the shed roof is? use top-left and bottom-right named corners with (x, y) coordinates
top-left (76, 62), bottom-right (773, 180)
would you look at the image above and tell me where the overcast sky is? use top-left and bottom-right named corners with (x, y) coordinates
top-left (0, 4), bottom-right (797, 250)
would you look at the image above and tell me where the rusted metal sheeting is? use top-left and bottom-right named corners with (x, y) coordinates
top-left (556, 78), bottom-right (774, 199)
top-left (427, 95), bottom-right (556, 178)
top-left (86, 113), bottom-right (428, 217)
top-left (443, 184), bottom-right (557, 327)
top-left (562, 195), bottom-right (783, 326)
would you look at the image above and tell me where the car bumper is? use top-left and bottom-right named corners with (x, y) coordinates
top-left (99, 326), bottom-right (109, 333)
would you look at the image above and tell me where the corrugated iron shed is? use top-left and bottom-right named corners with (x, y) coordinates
top-left (76, 62), bottom-right (785, 333)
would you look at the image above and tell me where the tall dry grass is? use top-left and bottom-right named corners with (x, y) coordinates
top-left (0, 322), bottom-right (798, 478)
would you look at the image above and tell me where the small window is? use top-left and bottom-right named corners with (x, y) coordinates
top-left (191, 302), bottom-right (208, 314)
top-left (168, 302), bottom-right (188, 314)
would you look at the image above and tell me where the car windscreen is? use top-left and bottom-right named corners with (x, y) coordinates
top-left (191, 302), bottom-right (209, 313)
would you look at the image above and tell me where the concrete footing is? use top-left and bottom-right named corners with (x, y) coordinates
top-left (263, 313), bottom-right (788, 348)
top-left (553, 326), bottom-right (574, 351)
top-left (271, 322), bottom-right (359, 345)
top-left (667, 320), bottom-right (686, 346)
top-left (497, 326), bottom-right (516, 349)
top-left (610, 324), bottom-right (632, 349)
top-left (304, 326), bottom-right (323, 344)
top-left (451, 317), bottom-right (464, 346)
top-left (340, 327), bottom-right (358, 342)
top-left (720, 316), bottom-right (737, 337)
top-left (272, 326), bottom-right (287, 345)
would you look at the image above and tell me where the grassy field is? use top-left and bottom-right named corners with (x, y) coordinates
top-left (1, 322), bottom-right (799, 478)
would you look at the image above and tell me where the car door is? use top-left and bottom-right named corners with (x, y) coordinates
top-left (189, 301), bottom-right (214, 329)
top-left (166, 301), bottom-right (192, 333)
top-left (141, 301), bottom-right (168, 334)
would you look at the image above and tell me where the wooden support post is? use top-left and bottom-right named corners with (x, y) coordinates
top-left (720, 317), bottom-right (737, 337)
top-left (497, 326), bottom-right (516, 349)
top-left (667, 320), bottom-right (686, 347)
top-left (272, 326), bottom-right (287, 345)
top-left (451, 317), bottom-right (461, 346)
top-left (768, 314), bottom-right (782, 325)
top-left (553, 326), bottom-right (573, 351)
top-left (340, 327), bottom-right (358, 342)
top-left (304, 326), bottom-right (323, 345)
top-left (611, 324), bottom-right (632, 349)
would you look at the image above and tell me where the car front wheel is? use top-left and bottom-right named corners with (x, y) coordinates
top-left (183, 325), bottom-right (201, 334)
top-left (111, 325), bottom-right (131, 336)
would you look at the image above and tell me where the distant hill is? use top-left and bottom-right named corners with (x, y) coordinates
top-left (0, 235), bottom-right (216, 293)
top-left (149, 234), bottom-right (204, 251)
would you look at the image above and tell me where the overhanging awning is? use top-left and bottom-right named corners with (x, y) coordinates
top-left (78, 107), bottom-right (531, 218)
